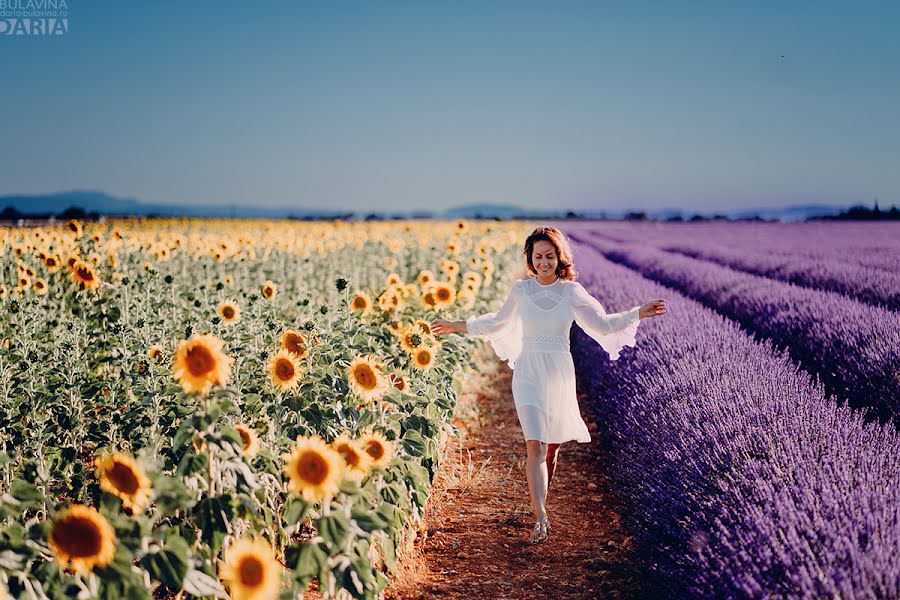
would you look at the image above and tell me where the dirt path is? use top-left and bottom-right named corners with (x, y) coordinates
top-left (386, 349), bottom-right (646, 599)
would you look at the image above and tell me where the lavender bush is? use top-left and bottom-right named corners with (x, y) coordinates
top-left (659, 242), bottom-right (900, 312)
top-left (563, 221), bottom-right (900, 274)
top-left (565, 237), bottom-right (900, 599)
top-left (568, 231), bottom-right (900, 428)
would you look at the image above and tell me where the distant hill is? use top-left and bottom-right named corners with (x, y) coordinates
top-left (0, 191), bottom-right (343, 220)
top-left (0, 190), bottom-right (884, 222)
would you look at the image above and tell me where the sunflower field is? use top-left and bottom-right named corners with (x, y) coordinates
top-left (0, 218), bottom-right (527, 599)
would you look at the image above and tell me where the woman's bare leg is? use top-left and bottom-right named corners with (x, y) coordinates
top-left (525, 439), bottom-right (550, 542)
top-left (546, 443), bottom-right (561, 489)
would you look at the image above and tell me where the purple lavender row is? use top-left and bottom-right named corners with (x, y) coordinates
top-left (564, 221), bottom-right (900, 274)
top-left (654, 241), bottom-right (900, 312)
top-left (570, 229), bottom-right (900, 428)
top-left (565, 237), bottom-right (900, 599)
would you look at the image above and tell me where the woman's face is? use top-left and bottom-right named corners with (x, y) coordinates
top-left (531, 240), bottom-right (559, 276)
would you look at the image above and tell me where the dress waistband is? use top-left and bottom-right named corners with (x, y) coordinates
top-left (521, 334), bottom-right (570, 353)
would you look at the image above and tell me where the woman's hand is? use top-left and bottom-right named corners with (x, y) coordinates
top-left (639, 299), bottom-right (667, 319)
top-left (431, 319), bottom-right (460, 336)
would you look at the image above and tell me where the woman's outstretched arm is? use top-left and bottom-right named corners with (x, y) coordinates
top-left (570, 281), bottom-right (666, 360)
top-left (431, 281), bottom-right (520, 337)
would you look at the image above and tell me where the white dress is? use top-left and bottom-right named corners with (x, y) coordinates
top-left (466, 277), bottom-right (642, 444)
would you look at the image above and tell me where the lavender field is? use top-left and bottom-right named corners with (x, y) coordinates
top-left (561, 222), bottom-right (900, 599)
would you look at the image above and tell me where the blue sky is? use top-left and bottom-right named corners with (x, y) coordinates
top-left (1, 0), bottom-right (898, 212)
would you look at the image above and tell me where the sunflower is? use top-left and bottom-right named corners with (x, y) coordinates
top-left (66, 220), bottom-right (82, 237)
top-left (440, 259), bottom-right (460, 278)
top-left (48, 505), bottom-right (116, 574)
top-left (17, 275), bottom-right (30, 291)
top-left (94, 453), bottom-right (153, 514)
top-left (147, 344), bottom-right (165, 365)
top-left (330, 434), bottom-right (372, 482)
top-left (420, 289), bottom-right (439, 311)
top-left (385, 273), bottom-right (403, 287)
top-left (0, 285), bottom-right (7, 300)
top-left (389, 372), bottom-right (410, 392)
top-left (172, 333), bottom-right (234, 395)
top-left (217, 300), bottom-right (241, 325)
top-left (411, 345), bottom-right (437, 372)
top-left (413, 319), bottom-right (435, 337)
top-left (431, 282), bottom-right (456, 309)
top-left (417, 269), bottom-right (435, 287)
top-left (261, 281), bottom-right (277, 300)
top-left (283, 436), bottom-right (345, 503)
top-left (385, 320), bottom-right (404, 337)
top-left (347, 354), bottom-right (389, 403)
top-left (280, 330), bottom-right (309, 359)
top-left (235, 424), bottom-right (260, 458)
top-left (70, 260), bottom-right (101, 291)
top-left (32, 278), bottom-right (49, 295)
top-left (223, 274), bottom-right (234, 286)
top-left (378, 286), bottom-right (405, 314)
top-left (220, 538), bottom-right (282, 600)
top-left (349, 290), bottom-right (373, 316)
top-left (44, 254), bottom-right (62, 272)
top-left (359, 431), bottom-right (394, 469)
top-left (268, 349), bottom-right (302, 391)
top-left (399, 326), bottom-right (425, 356)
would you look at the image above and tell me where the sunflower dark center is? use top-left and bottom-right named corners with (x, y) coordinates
top-left (186, 345), bottom-right (215, 376)
top-left (354, 365), bottom-right (376, 389)
top-left (297, 451), bottom-right (328, 485)
top-left (107, 461), bottom-right (140, 495)
top-left (238, 428), bottom-right (251, 449)
top-left (238, 555), bottom-right (265, 587)
top-left (365, 441), bottom-right (385, 460)
top-left (275, 359), bottom-right (295, 381)
top-left (336, 443), bottom-right (360, 468)
top-left (285, 334), bottom-right (305, 354)
top-left (52, 517), bottom-right (102, 558)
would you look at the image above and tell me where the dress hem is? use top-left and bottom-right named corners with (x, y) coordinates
top-left (522, 435), bottom-right (592, 444)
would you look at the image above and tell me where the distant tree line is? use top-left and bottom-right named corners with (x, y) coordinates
top-left (809, 200), bottom-right (898, 221)
top-left (1, 205), bottom-right (101, 221)
top-left (2, 200), bottom-right (896, 224)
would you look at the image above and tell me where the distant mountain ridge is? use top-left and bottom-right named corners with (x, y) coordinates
top-left (0, 190), bottom-right (865, 222)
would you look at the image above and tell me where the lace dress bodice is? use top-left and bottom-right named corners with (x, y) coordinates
top-left (466, 277), bottom-right (641, 370)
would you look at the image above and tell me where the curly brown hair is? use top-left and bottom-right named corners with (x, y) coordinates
top-left (523, 226), bottom-right (578, 281)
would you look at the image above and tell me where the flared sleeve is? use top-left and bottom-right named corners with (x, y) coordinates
top-left (570, 282), bottom-right (641, 361)
top-left (465, 281), bottom-right (523, 369)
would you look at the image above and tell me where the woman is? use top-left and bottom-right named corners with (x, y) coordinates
top-left (431, 226), bottom-right (666, 544)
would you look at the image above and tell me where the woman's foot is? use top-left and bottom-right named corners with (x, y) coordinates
top-left (529, 516), bottom-right (551, 544)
